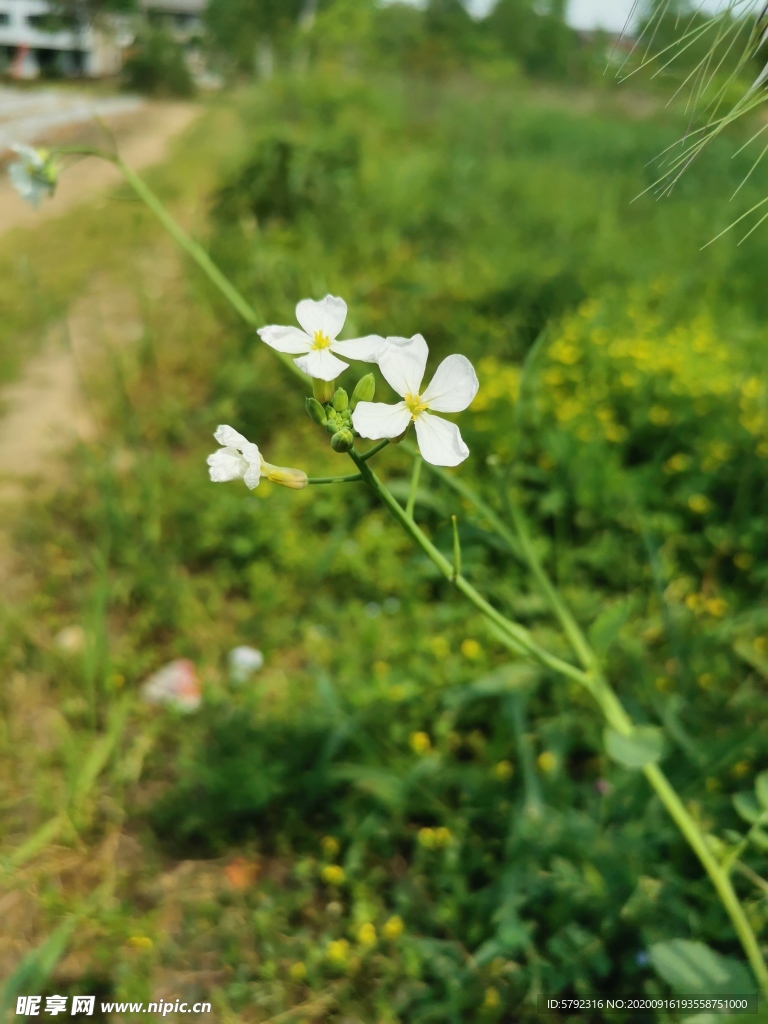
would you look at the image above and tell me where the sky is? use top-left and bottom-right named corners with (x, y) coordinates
top-left (444, 0), bottom-right (730, 31)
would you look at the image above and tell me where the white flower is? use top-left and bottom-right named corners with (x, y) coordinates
top-left (8, 143), bottom-right (58, 209)
top-left (257, 295), bottom-right (385, 382)
top-left (352, 335), bottom-right (479, 467)
top-left (141, 659), bottom-right (201, 712)
top-left (207, 425), bottom-right (308, 490)
top-left (228, 645), bottom-right (264, 684)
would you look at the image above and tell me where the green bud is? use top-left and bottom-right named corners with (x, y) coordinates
top-left (332, 388), bottom-right (349, 413)
top-left (313, 378), bottom-right (335, 404)
top-left (350, 373), bottom-right (375, 409)
top-left (306, 397), bottom-right (327, 427)
top-left (331, 428), bottom-right (355, 453)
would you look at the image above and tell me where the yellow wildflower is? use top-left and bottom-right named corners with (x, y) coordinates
top-left (493, 760), bottom-right (515, 781)
top-left (326, 939), bottom-right (350, 965)
top-left (688, 495), bottom-right (711, 514)
top-left (382, 915), bottom-right (405, 941)
top-left (357, 922), bottom-right (377, 947)
top-left (321, 865), bottom-right (345, 886)
top-left (289, 961), bottom-right (307, 981)
top-left (409, 731), bottom-right (432, 755)
top-left (537, 751), bottom-right (557, 774)
top-left (461, 638), bottom-right (482, 660)
top-left (321, 836), bottom-right (340, 859)
top-left (483, 987), bottom-right (501, 1009)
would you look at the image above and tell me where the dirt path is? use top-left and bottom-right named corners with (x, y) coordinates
top-left (0, 101), bottom-right (199, 237)
top-left (0, 102), bottom-right (199, 582)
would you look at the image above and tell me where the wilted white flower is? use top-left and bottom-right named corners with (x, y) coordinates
top-left (141, 659), bottom-right (201, 712)
top-left (8, 143), bottom-right (58, 209)
top-left (228, 645), bottom-right (264, 684)
top-left (352, 335), bottom-right (478, 467)
top-left (207, 425), bottom-right (308, 490)
top-left (258, 295), bottom-right (385, 382)
top-left (53, 624), bottom-right (87, 655)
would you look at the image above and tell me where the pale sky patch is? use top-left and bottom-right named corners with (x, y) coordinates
top-left (388, 0), bottom-right (742, 31)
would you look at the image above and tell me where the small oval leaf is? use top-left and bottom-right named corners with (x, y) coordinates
top-left (733, 791), bottom-right (762, 825)
top-left (754, 770), bottom-right (768, 811)
top-left (604, 726), bottom-right (665, 769)
top-left (649, 938), bottom-right (755, 996)
top-left (588, 601), bottom-right (630, 658)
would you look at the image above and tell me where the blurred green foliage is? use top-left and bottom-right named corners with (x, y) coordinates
top-left (3, 66), bottom-right (768, 1022)
top-left (121, 26), bottom-right (196, 98)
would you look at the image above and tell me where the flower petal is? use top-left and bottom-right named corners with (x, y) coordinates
top-left (377, 334), bottom-right (429, 398)
top-left (414, 412), bottom-right (469, 467)
top-left (243, 461), bottom-right (262, 489)
top-left (421, 354), bottom-right (479, 413)
top-left (207, 448), bottom-right (247, 482)
top-left (214, 424), bottom-right (253, 451)
top-left (295, 347), bottom-right (350, 381)
top-left (257, 325), bottom-right (312, 354)
top-left (11, 143), bottom-right (42, 166)
top-left (296, 295), bottom-right (347, 340)
top-left (332, 334), bottom-right (388, 363)
top-left (352, 401), bottom-right (411, 440)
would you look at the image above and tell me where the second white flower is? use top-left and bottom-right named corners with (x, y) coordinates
top-left (352, 335), bottom-right (478, 467)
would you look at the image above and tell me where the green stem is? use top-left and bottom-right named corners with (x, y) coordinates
top-left (110, 157), bottom-right (307, 386)
top-left (359, 439), bottom-right (390, 462)
top-left (351, 449), bottom-right (768, 998)
top-left (644, 763), bottom-right (768, 997)
top-left (347, 451), bottom-right (590, 687)
top-left (406, 455), bottom-right (422, 519)
top-left (72, 147), bottom-right (768, 999)
top-left (307, 473), bottom-right (362, 485)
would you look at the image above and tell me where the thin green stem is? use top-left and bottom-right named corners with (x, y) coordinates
top-left (358, 439), bottom-right (390, 462)
top-left (644, 763), bottom-right (768, 998)
top-left (109, 157), bottom-right (307, 386)
top-left (406, 455), bottom-right (422, 519)
top-left (354, 448), bottom-right (768, 998)
top-left (307, 473), bottom-right (362, 485)
top-left (451, 515), bottom-right (461, 583)
top-left (347, 450), bottom-right (589, 686)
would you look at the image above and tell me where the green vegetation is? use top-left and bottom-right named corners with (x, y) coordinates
top-left (3, 58), bottom-right (768, 1024)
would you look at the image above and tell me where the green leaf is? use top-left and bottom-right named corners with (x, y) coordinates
top-left (733, 791), bottom-right (763, 825)
top-left (331, 764), bottom-right (405, 810)
top-left (604, 726), bottom-right (665, 769)
top-left (649, 938), bottom-right (755, 996)
top-left (0, 917), bottom-right (78, 1019)
top-left (445, 663), bottom-right (541, 707)
top-left (747, 827), bottom-right (768, 852)
top-left (755, 771), bottom-right (768, 810)
top-left (588, 601), bottom-right (629, 658)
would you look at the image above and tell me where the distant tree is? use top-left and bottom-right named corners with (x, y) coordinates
top-left (485, 0), bottom-right (582, 80)
top-left (205, 0), bottom-right (306, 73)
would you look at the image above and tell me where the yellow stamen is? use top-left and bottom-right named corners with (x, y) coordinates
top-left (404, 392), bottom-right (428, 417)
top-left (313, 330), bottom-right (332, 350)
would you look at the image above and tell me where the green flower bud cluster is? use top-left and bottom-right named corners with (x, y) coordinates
top-left (305, 375), bottom-right (376, 454)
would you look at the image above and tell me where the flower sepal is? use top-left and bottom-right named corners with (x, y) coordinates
top-left (313, 377), bottom-right (336, 404)
top-left (262, 462), bottom-right (309, 490)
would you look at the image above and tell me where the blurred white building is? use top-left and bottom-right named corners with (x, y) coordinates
top-left (0, 0), bottom-right (206, 79)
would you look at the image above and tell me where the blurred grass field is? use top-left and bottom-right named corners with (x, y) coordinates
top-left (1, 63), bottom-right (768, 1023)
